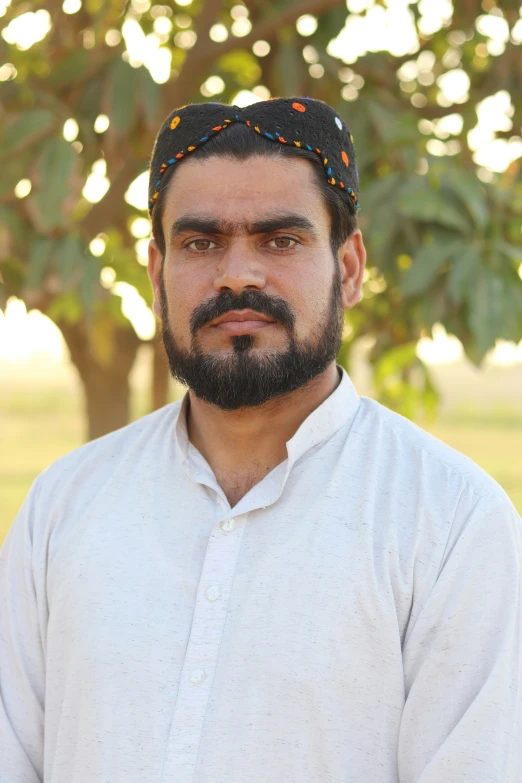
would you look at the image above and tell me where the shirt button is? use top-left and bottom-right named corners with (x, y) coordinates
top-left (206, 585), bottom-right (220, 601)
top-left (221, 518), bottom-right (235, 532)
top-left (190, 668), bottom-right (206, 684)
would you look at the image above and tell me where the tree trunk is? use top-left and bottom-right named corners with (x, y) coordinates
top-left (80, 361), bottom-right (132, 441)
top-left (151, 333), bottom-right (170, 411)
top-left (58, 318), bottom-right (141, 441)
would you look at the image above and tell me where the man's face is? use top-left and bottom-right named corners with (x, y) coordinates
top-left (148, 154), bottom-right (365, 410)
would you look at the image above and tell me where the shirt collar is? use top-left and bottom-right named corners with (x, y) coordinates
top-left (174, 364), bottom-right (360, 474)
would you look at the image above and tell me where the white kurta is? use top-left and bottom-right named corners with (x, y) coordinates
top-left (1, 366), bottom-right (521, 783)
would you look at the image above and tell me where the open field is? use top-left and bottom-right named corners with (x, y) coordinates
top-left (1, 359), bottom-right (521, 545)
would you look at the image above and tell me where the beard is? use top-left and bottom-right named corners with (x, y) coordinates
top-left (159, 258), bottom-right (344, 410)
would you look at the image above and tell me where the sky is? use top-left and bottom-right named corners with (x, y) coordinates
top-left (1, 0), bottom-right (522, 367)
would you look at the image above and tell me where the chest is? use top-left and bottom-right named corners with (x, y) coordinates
top-left (47, 496), bottom-right (412, 677)
top-left (43, 492), bottom-right (413, 783)
top-left (212, 463), bottom-right (278, 507)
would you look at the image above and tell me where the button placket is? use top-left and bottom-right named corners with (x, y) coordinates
top-left (206, 585), bottom-right (220, 601)
top-left (190, 668), bottom-right (206, 685)
top-left (160, 514), bottom-right (247, 783)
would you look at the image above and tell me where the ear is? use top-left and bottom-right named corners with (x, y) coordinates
top-left (338, 229), bottom-right (366, 309)
top-left (148, 238), bottom-right (163, 320)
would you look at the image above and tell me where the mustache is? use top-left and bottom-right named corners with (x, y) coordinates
top-left (189, 290), bottom-right (295, 334)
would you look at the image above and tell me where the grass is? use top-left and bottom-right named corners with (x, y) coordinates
top-left (0, 387), bottom-right (82, 543)
top-left (1, 384), bottom-right (521, 546)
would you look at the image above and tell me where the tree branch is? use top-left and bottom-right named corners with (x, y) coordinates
top-left (203, 0), bottom-right (346, 65)
top-left (79, 0), bottom-right (226, 237)
top-left (159, 0), bottom-right (226, 117)
top-left (80, 158), bottom-right (141, 237)
top-left (78, 0), bottom-right (347, 239)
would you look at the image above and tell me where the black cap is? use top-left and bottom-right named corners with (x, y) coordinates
top-left (148, 97), bottom-right (360, 216)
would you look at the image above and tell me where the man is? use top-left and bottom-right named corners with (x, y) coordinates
top-left (1, 97), bottom-right (521, 783)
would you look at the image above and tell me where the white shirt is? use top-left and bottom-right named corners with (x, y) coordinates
top-left (1, 365), bottom-right (521, 783)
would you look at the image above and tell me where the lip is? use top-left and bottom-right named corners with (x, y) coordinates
top-left (211, 309), bottom-right (275, 326)
top-left (210, 309), bottom-right (276, 334)
top-left (214, 320), bottom-right (275, 335)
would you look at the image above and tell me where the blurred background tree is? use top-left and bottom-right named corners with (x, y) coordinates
top-left (1, 0), bottom-right (521, 440)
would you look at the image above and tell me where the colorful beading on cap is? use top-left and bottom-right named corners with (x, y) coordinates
top-left (148, 97), bottom-right (360, 215)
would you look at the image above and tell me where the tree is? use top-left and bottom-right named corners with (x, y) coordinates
top-left (1, 0), bottom-right (521, 437)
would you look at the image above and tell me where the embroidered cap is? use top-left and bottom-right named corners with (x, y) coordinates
top-left (148, 97), bottom-right (360, 216)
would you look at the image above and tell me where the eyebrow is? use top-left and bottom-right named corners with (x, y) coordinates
top-left (169, 213), bottom-right (318, 244)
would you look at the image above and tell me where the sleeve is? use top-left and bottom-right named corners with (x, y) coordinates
top-left (0, 478), bottom-right (46, 783)
top-left (398, 492), bottom-right (522, 783)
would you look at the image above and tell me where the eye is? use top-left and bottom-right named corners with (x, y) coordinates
top-left (186, 238), bottom-right (217, 252)
top-left (267, 236), bottom-right (298, 250)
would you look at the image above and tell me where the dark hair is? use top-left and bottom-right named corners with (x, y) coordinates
top-left (150, 122), bottom-right (358, 259)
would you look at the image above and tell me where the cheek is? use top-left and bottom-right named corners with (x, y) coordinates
top-left (163, 258), bottom-right (206, 325)
top-left (275, 262), bottom-right (332, 321)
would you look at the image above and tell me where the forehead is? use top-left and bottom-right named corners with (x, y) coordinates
top-left (161, 154), bottom-right (330, 230)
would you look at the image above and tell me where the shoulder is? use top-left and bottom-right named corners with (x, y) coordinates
top-left (354, 396), bottom-right (513, 508)
top-left (35, 401), bottom-right (181, 497)
top-left (7, 402), bottom-right (183, 562)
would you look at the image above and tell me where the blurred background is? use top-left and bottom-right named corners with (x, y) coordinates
top-left (1, 0), bottom-right (521, 543)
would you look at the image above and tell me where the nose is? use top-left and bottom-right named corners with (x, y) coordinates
top-left (212, 240), bottom-right (267, 295)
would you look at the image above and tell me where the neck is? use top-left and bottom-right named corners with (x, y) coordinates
top-left (186, 362), bottom-right (341, 476)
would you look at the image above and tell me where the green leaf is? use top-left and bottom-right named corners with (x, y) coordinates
top-left (336, 335), bottom-right (352, 375)
top-left (108, 58), bottom-right (139, 131)
top-left (47, 49), bottom-right (91, 88)
top-left (401, 238), bottom-right (462, 296)
top-left (30, 138), bottom-right (77, 232)
top-left (46, 292), bottom-right (84, 324)
top-left (78, 251), bottom-right (102, 317)
top-left (366, 100), bottom-right (399, 144)
top-left (0, 206), bottom-right (26, 246)
top-left (396, 183), bottom-right (471, 234)
top-left (440, 168), bottom-right (489, 231)
top-left (366, 100), bottom-right (419, 145)
top-left (447, 244), bottom-right (480, 304)
top-left (0, 256), bottom-right (26, 304)
top-left (313, 5), bottom-right (349, 48)
top-left (492, 239), bottom-right (522, 264)
top-left (466, 269), bottom-right (506, 362)
top-left (26, 237), bottom-right (57, 289)
top-left (55, 235), bottom-right (85, 289)
top-left (276, 42), bottom-right (303, 105)
top-left (219, 50), bottom-right (261, 87)
top-left (77, 77), bottom-right (103, 120)
top-left (0, 109), bottom-right (55, 159)
top-left (373, 341), bottom-right (418, 380)
top-left (0, 156), bottom-right (30, 199)
top-left (361, 171), bottom-right (403, 210)
top-left (368, 203), bottom-right (399, 268)
top-left (499, 283), bottom-right (522, 342)
top-left (137, 66), bottom-right (161, 125)
top-left (371, 342), bottom-right (439, 420)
